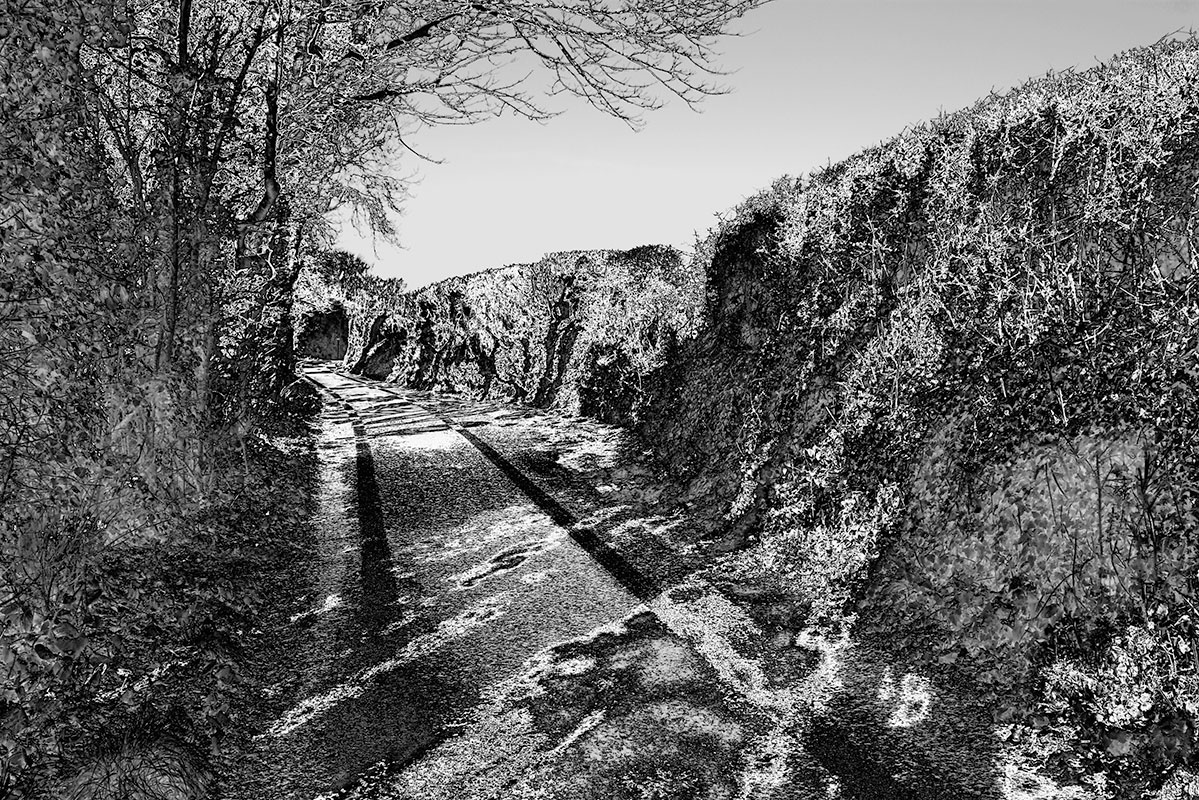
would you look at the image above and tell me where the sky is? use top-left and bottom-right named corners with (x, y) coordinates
top-left (335, 0), bottom-right (1199, 289)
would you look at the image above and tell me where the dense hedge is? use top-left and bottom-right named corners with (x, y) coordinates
top-left (638, 38), bottom-right (1199, 793)
top-left (304, 245), bottom-right (702, 415)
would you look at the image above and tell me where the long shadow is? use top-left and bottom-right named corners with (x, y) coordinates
top-left (346, 407), bottom-right (400, 630)
top-left (366, 421), bottom-right (452, 438)
top-left (452, 426), bottom-right (704, 598)
top-left (452, 424), bottom-right (662, 601)
top-left (280, 386), bottom-right (475, 798)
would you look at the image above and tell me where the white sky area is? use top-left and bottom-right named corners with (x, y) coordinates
top-left (334, 0), bottom-right (1199, 289)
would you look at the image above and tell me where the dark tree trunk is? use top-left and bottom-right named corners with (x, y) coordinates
top-left (350, 313), bottom-right (389, 374)
top-left (532, 277), bottom-right (580, 407)
top-left (517, 335), bottom-right (533, 402)
top-left (232, 191), bottom-right (296, 412)
top-left (410, 309), bottom-right (439, 388)
top-left (472, 333), bottom-right (497, 399)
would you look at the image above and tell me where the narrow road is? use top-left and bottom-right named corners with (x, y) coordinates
top-left (239, 364), bottom-right (1008, 800)
top-left (245, 365), bottom-right (672, 796)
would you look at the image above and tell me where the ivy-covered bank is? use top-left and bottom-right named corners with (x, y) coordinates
top-left (638, 38), bottom-right (1199, 795)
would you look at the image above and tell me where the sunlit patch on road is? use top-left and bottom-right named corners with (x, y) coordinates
top-left (380, 609), bottom-right (420, 637)
top-left (450, 529), bottom-right (569, 590)
top-left (521, 569), bottom-right (553, 585)
top-left (549, 709), bottom-right (606, 756)
top-left (376, 428), bottom-right (458, 448)
top-left (407, 505), bottom-right (554, 565)
top-left (452, 543), bottom-right (534, 588)
top-left (609, 638), bottom-right (701, 690)
top-left (288, 593), bottom-right (345, 624)
top-left (372, 609), bottom-right (764, 800)
top-left (649, 585), bottom-right (774, 708)
top-left (267, 592), bottom-right (513, 738)
top-left (877, 667), bottom-right (933, 728)
top-left (553, 657), bottom-right (596, 676)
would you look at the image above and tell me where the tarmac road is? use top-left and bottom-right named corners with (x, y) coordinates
top-left (233, 366), bottom-right (778, 800)
top-left (233, 364), bottom-right (1019, 800)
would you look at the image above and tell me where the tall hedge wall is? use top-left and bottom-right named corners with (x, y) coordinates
top-left (320, 245), bottom-right (702, 417)
top-left (639, 38), bottom-right (1199, 792)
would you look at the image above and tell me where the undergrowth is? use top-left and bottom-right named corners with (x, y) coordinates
top-left (2, 411), bottom-right (320, 799)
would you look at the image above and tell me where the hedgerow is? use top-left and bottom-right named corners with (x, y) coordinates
top-left (304, 245), bottom-right (702, 416)
top-left (638, 36), bottom-right (1199, 793)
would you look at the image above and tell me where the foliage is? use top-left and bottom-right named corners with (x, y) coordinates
top-left (2, 0), bottom-right (770, 792)
top-left (637, 36), bottom-right (1199, 794)
top-left (315, 245), bottom-right (700, 415)
top-left (0, 2), bottom-right (195, 790)
top-left (2, 423), bottom-right (317, 798)
top-left (294, 248), bottom-right (408, 363)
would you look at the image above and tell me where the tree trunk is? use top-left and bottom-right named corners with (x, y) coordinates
top-left (350, 313), bottom-right (389, 374)
top-left (234, 192), bottom-right (297, 410)
top-left (532, 277), bottom-right (580, 407)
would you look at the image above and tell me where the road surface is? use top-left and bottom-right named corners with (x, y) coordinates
top-left (231, 364), bottom-right (1022, 800)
